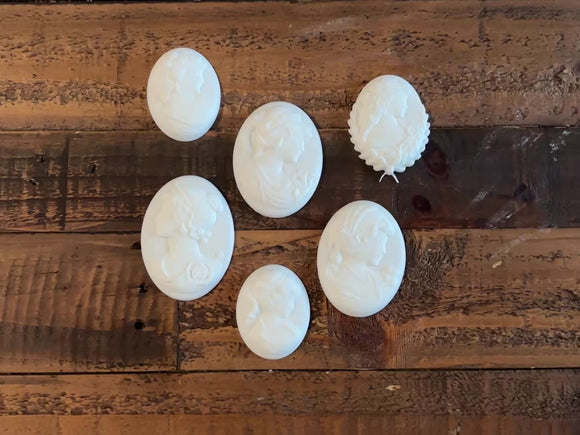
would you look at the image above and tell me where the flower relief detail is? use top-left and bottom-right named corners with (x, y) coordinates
top-left (325, 203), bottom-right (398, 304)
top-left (154, 180), bottom-right (224, 286)
top-left (249, 106), bottom-right (314, 208)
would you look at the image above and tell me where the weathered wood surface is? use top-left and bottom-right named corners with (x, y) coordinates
top-left (0, 127), bottom-right (578, 232)
top-left (0, 1), bottom-right (578, 132)
top-left (1, 228), bottom-right (577, 372)
top-left (0, 0), bottom-right (578, 431)
top-left (180, 228), bottom-right (580, 370)
top-left (0, 370), bottom-right (578, 435)
top-left (0, 233), bottom-right (176, 373)
top-left (0, 132), bottom-right (67, 231)
top-left (4, 416), bottom-right (579, 435)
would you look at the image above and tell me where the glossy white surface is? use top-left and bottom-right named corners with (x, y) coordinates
top-left (233, 101), bottom-right (323, 218)
top-left (141, 176), bottom-right (234, 301)
top-left (317, 200), bottom-right (405, 317)
top-left (147, 48), bottom-right (221, 142)
top-left (348, 75), bottom-right (430, 182)
top-left (236, 265), bottom-right (310, 360)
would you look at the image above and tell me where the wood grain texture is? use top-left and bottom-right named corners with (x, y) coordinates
top-left (1, 128), bottom-right (578, 232)
top-left (0, 132), bottom-right (67, 231)
top-left (1, 229), bottom-right (577, 373)
top-left (0, 0), bottom-right (578, 431)
top-left (0, 233), bottom-right (176, 372)
top-left (178, 228), bottom-right (580, 370)
top-left (0, 1), bottom-right (578, 131)
top-left (0, 370), bottom-right (577, 435)
top-left (3, 416), bottom-right (579, 435)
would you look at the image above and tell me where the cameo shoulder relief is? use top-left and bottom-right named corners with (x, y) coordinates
top-left (233, 101), bottom-right (323, 218)
top-left (317, 200), bottom-right (406, 317)
top-left (236, 265), bottom-right (310, 359)
top-left (147, 48), bottom-right (221, 142)
top-left (141, 176), bottom-right (234, 301)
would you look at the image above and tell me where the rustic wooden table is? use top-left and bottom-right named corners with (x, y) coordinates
top-left (0, 1), bottom-right (578, 434)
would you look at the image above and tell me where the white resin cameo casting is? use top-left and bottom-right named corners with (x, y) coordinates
top-left (317, 200), bottom-right (405, 317)
top-left (348, 75), bottom-right (430, 182)
top-left (147, 48), bottom-right (221, 142)
top-left (141, 176), bottom-right (234, 301)
top-left (236, 265), bottom-right (310, 359)
top-left (233, 101), bottom-right (323, 218)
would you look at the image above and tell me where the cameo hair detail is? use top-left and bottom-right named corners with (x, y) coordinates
top-left (233, 101), bottom-right (323, 218)
top-left (236, 265), bottom-right (310, 360)
top-left (249, 106), bottom-right (307, 160)
top-left (327, 202), bottom-right (396, 269)
top-left (155, 180), bottom-right (224, 244)
top-left (161, 49), bottom-right (207, 100)
top-left (147, 48), bottom-right (221, 142)
top-left (141, 176), bottom-right (234, 301)
top-left (317, 200), bottom-right (406, 318)
top-left (349, 75), bottom-right (430, 182)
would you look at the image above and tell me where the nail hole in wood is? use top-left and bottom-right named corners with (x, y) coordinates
top-left (412, 195), bottom-right (432, 213)
top-left (131, 241), bottom-right (141, 250)
top-left (89, 161), bottom-right (99, 174)
top-left (423, 140), bottom-right (449, 180)
top-left (133, 320), bottom-right (145, 330)
top-left (137, 283), bottom-right (147, 294)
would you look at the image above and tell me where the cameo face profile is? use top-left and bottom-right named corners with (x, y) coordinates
top-left (141, 176), bottom-right (234, 301)
top-left (317, 200), bottom-right (406, 317)
top-left (233, 101), bottom-right (323, 218)
top-left (348, 75), bottom-right (430, 182)
top-left (236, 264), bottom-right (310, 360)
top-left (147, 48), bottom-right (221, 142)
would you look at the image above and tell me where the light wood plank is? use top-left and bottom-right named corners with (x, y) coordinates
top-left (0, 232), bottom-right (577, 372)
top-left (0, 1), bottom-right (577, 131)
top-left (0, 370), bottom-right (577, 435)
top-left (0, 233), bottom-right (176, 372)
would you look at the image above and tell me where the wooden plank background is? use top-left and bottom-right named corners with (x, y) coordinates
top-left (0, 371), bottom-right (578, 434)
top-left (0, 1), bottom-right (578, 434)
top-left (0, 1), bottom-right (578, 131)
top-left (1, 127), bottom-right (579, 233)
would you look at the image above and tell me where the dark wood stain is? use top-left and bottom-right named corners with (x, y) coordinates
top-left (327, 312), bottom-right (386, 367)
top-left (412, 195), bottom-right (432, 213)
top-left (1, 128), bottom-right (578, 232)
top-left (422, 140), bottom-right (449, 181)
